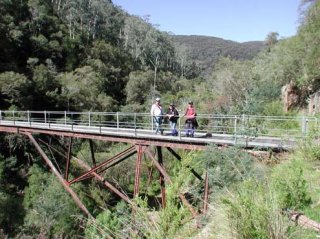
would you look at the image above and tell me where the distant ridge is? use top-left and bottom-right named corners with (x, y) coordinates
top-left (171, 35), bottom-right (265, 77)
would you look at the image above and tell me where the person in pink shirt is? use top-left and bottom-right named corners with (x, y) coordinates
top-left (183, 101), bottom-right (197, 137)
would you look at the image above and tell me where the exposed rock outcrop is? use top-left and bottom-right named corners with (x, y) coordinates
top-left (281, 82), bottom-right (300, 112)
top-left (308, 91), bottom-right (320, 115)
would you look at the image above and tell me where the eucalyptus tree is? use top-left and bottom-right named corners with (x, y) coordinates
top-left (251, 0), bottom-right (320, 101)
top-left (51, 0), bottom-right (120, 42)
top-left (174, 43), bottom-right (189, 78)
top-left (121, 15), bottom-right (153, 64)
top-left (207, 57), bottom-right (257, 113)
top-left (121, 15), bottom-right (176, 97)
top-left (0, 72), bottom-right (33, 109)
top-left (30, 61), bottom-right (63, 110)
top-left (83, 0), bottom-right (117, 41)
top-left (0, 0), bottom-right (30, 72)
top-left (125, 70), bottom-right (154, 105)
top-left (264, 32), bottom-right (279, 47)
top-left (143, 28), bottom-right (175, 95)
top-left (58, 65), bottom-right (117, 111)
top-left (297, 0), bottom-right (320, 85)
top-left (87, 40), bottom-right (134, 104)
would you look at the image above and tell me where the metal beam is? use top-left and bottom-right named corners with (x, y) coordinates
top-left (133, 145), bottom-right (144, 196)
top-left (89, 139), bottom-right (96, 167)
top-left (68, 146), bottom-right (136, 185)
top-left (39, 138), bottom-right (132, 204)
top-left (73, 157), bottom-right (132, 204)
top-left (65, 137), bottom-right (72, 180)
top-left (0, 126), bottom-right (207, 150)
top-left (25, 132), bottom-right (92, 217)
top-left (203, 171), bottom-right (209, 214)
top-left (157, 146), bottom-right (166, 208)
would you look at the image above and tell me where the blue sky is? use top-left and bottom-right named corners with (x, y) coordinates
top-left (112, 0), bottom-right (302, 42)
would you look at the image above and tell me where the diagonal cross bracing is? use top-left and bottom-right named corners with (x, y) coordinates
top-left (68, 145), bottom-right (137, 185)
top-left (39, 138), bottom-right (132, 204)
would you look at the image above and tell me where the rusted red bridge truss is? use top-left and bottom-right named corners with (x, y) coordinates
top-left (0, 110), bottom-right (307, 218)
top-left (0, 124), bottom-right (208, 218)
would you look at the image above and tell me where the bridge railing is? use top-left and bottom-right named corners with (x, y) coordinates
top-left (0, 110), bottom-right (318, 140)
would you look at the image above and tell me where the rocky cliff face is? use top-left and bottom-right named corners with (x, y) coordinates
top-left (282, 82), bottom-right (300, 112)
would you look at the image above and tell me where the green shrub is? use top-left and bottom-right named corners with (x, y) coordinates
top-left (23, 165), bottom-right (82, 237)
top-left (296, 129), bottom-right (320, 161)
top-left (131, 153), bottom-right (197, 239)
top-left (222, 179), bottom-right (290, 239)
top-left (271, 160), bottom-right (312, 210)
top-left (200, 145), bottom-right (259, 191)
top-left (85, 209), bottom-right (121, 239)
top-left (262, 100), bottom-right (284, 116)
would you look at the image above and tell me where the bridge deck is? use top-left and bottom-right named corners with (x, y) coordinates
top-left (0, 120), bottom-right (296, 150)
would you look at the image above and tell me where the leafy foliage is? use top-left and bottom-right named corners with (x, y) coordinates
top-left (23, 165), bottom-right (82, 237)
top-left (172, 35), bottom-right (264, 77)
top-left (0, 72), bottom-right (32, 109)
top-left (222, 179), bottom-right (291, 239)
top-left (271, 159), bottom-right (312, 210)
top-left (1, 0), bottom-right (320, 238)
top-left (200, 145), bottom-right (259, 191)
top-left (85, 209), bottom-right (121, 239)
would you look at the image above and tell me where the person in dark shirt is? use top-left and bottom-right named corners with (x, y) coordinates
top-left (166, 103), bottom-right (179, 136)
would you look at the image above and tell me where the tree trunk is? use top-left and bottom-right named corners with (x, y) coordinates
top-left (289, 211), bottom-right (320, 232)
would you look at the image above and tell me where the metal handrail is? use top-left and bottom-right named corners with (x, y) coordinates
top-left (0, 110), bottom-right (318, 140)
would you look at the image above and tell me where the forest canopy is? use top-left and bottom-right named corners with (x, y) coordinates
top-left (0, 0), bottom-right (320, 238)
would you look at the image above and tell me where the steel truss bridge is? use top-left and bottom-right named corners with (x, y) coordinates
top-left (0, 110), bottom-right (317, 218)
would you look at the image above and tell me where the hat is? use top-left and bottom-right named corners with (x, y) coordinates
top-left (188, 101), bottom-right (193, 105)
top-left (169, 103), bottom-right (174, 106)
top-left (155, 97), bottom-right (160, 101)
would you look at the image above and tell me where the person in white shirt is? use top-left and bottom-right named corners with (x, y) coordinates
top-left (150, 97), bottom-right (163, 135)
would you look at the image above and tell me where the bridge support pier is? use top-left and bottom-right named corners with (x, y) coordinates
top-left (134, 145), bottom-right (144, 196)
top-left (65, 137), bottom-right (72, 180)
top-left (203, 171), bottom-right (209, 214)
top-left (89, 139), bottom-right (96, 167)
top-left (157, 146), bottom-right (166, 208)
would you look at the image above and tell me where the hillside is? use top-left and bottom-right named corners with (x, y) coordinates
top-left (1, 0), bottom-right (320, 237)
top-left (172, 35), bottom-right (265, 77)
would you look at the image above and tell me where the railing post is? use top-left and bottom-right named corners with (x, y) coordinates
top-left (134, 113), bottom-right (137, 136)
top-left (179, 117), bottom-right (181, 140)
top-left (234, 115), bottom-right (237, 144)
top-left (44, 111), bottom-right (47, 124)
top-left (116, 112), bottom-right (119, 129)
top-left (316, 117), bottom-right (318, 134)
top-left (302, 116), bottom-right (307, 136)
top-left (151, 115), bottom-right (154, 132)
top-left (88, 111), bottom-right (91, 127)
top-left (48, 112), bottom-right (50, 128)
top-left (99, 113), bottom-right (102, 133)
top-left (27, 110), bottom-right (30, 126)
top-left (64, 111), bottom-right (67, 125)
top-left (0, 110), bottom-right (2, 123)
top-left (241, 114), bottom-right (245, 135)
top-left (13, 110), bottom-right (15, 125)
